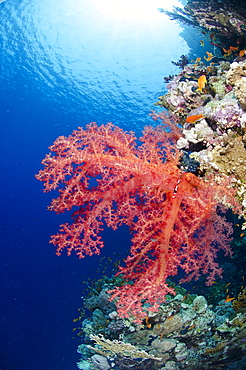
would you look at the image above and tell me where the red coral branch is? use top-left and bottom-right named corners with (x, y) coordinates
top-left (36, 119), bottom-right (240, 322)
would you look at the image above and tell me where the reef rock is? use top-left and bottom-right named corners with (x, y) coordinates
top-left (226, 60), bottom-right (246, 109)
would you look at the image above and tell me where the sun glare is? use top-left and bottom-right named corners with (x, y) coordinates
top-left (91, 0), bottom-right (181, 23)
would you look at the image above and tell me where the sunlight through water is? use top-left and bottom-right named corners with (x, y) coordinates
top-left (90, 0), bottom-right (183, 23)
top-left (0, 0), bottom-right (188, 132)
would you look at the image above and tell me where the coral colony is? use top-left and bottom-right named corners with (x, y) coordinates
top-left (36, 0), bottom-right (246, 368)
top-left (36, 119), bottom-right (239, 321)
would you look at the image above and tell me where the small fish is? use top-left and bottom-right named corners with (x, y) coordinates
top-left (188, 324), bottom-right (196, 331)
top-left (223, 48), bottom-right (232, 57)
top-left (224, 297), bottom-right (235, 303)
top-left (239, 49), bottom-right (246, 57)
top-left (195, 57), bottom-right (201, 63)
top-left (229, 46), bottom-right (239, 51)
top-left (186, 114), bottom-right (204, 124)
top-left (200, 40), bottom-right (205, 46)
top-left (144, 316), bottom-right (152, 329)
top-left (204, 51), bottom-right (214, 61)
top-left (240, 232), bottom-right (245, 237)
top-left (197, 75), bottom-right (207, 91)
top-left (144, 316), bottom-right (150, 324)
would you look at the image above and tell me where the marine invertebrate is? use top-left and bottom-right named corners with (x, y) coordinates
top-left (233, 288), bottom-right (246, 313)
top-left (156, 78), bottom-right (204, 117)
top-left (87, 334), bottom-right (162, 361)
top-left (177, 118), bottom-right (214, 150)
top-left (204, 97), bottom-right (246, 129)
top-left (171, 55), bottom-right (189, 69)
top-left (77, 284), bottom-right (246, 369)
top-left (36, 119), bottom-right (240, 322)
top-left (226, 60), bottom-right (246, 109)
top-left (211, 136), bottom-right (246, 181)
top-left (161, 0), bottom-right (246, 47)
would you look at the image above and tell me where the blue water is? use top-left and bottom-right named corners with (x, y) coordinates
top-left (0, 0), bottom-right (188, 369)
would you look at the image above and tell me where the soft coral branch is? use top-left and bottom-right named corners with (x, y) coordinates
top-left (36, 118), bottom-right (240, 322)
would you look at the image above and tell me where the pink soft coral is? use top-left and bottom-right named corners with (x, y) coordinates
top-left (36, 117), bottom-right (240, 322)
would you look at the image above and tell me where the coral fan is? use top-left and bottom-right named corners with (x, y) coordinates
top-left (36, 117), bottom-right (240, 322)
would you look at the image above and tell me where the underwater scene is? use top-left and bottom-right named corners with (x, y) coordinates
top-left (1, 0), bottom-right (246, 369)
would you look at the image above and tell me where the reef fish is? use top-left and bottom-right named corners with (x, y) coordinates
top-left (197, 75), bottom-right (207, 92)
top-left (239, 49), bottom-right (246, 57)
top-left (186, 114), bottom-right (204, 124)
top-left (224, 297), bottom-right (235, 303)
top-left (204, 51), bottom-right (214, 61)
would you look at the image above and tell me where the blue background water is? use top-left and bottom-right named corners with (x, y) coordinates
top-left (0, 0), bottom-right (189, 368)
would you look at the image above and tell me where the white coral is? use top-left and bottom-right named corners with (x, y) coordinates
top-left (177, 120), bottom-right (213, 149)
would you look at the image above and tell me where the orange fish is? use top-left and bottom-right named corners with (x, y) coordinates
top-left (186, 114), bottom-right (204, 123)
top-left (229, 46), bottom-right (239, 51)
top-left (223, 48), bottom-right (232, 57)
top-left (204, 51), bottom-right (214, 61)
top-left (197, 75), bottom-right (207, 91)
top-left (195, 57), bottom-right (201, 63)
top-left (224, 297), bottom-right (235, 303)
top-left (239, 49), bottom-right (246, 57)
